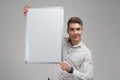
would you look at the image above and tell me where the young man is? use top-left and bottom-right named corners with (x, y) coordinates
top-left (49, 17), bottom-right (93, 80)
top-left (23, 5), bottom-right (93, 80)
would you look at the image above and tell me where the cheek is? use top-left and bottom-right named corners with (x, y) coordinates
top-left (68, 30), bottom-right (73, 34)
top-left (69, 32), bottom-right (74, 36)
top-left (79, 30), bottom-right (83, 34)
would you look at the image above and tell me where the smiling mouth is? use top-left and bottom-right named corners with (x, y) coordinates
top-left (73, 36), bottom-right (79, 40)
top-left (73, 35), bottom-right (79, 38)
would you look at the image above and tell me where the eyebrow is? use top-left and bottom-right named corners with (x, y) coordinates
top-left (70, 27), bottom-right (81, 30)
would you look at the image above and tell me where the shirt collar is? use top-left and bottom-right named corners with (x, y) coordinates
top-left (67, 39), bottom-right (82, 48)
top-left (72, 41), bottom-right (82, 48)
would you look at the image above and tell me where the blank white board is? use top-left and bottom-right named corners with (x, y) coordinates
top-left (25, 7), bottom-right (64, 63)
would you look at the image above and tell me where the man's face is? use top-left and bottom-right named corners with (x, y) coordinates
top-left (68, 23), bottom-right (83, 43)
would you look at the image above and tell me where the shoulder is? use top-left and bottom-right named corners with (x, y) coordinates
top-left (80, 43), bottom-right (93, 61)
top-left (81, 42), bottom-right (92, 55)
top-left (63, 37), bottom-right (69, 44)
top-left (63, 37), bottom-right (69, 41)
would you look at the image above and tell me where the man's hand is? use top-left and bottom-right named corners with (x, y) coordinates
top-left (60, 61), bottom-right (71, 73)
top-left (23, 4), bottom-right (29, 16)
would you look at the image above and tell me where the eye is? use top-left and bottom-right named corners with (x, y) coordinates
top-left (76, 28), bottom-right (80, 31)
top-left (70, 28), bottom-right (74, 31)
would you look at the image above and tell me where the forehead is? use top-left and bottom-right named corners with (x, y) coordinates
top-left (69, 23), bottom-right (82, 28)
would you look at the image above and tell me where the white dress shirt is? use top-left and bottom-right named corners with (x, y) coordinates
top-left (49, 37), bottom-right (93, 80)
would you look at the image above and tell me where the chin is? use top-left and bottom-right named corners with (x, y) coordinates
top-left (73, 38), bottom-right (80, 42)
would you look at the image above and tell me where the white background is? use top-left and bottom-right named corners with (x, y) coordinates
top-left (0, 0), bottom-right (120, 80)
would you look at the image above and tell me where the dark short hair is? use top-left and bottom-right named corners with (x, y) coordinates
top-left (67, 17), bottom-right (83, 30)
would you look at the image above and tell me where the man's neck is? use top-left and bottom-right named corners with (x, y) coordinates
top-left (70, 38), bottom-right (81, 46)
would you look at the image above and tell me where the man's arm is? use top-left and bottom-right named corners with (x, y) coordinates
top-left (73, 52), bottom-right (93, 80)
top-left (60, 52), bottom-right (93, 80)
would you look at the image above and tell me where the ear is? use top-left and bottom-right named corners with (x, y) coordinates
top-left (67, 29), bottom-right (69, 34)
top-left (82, 28), bottom-right (84, 32)
top-left (81, 26), bottom-right (84, 33)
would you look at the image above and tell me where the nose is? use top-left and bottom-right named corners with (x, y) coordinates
top-left (74, 29), bottom-right (77, 34)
